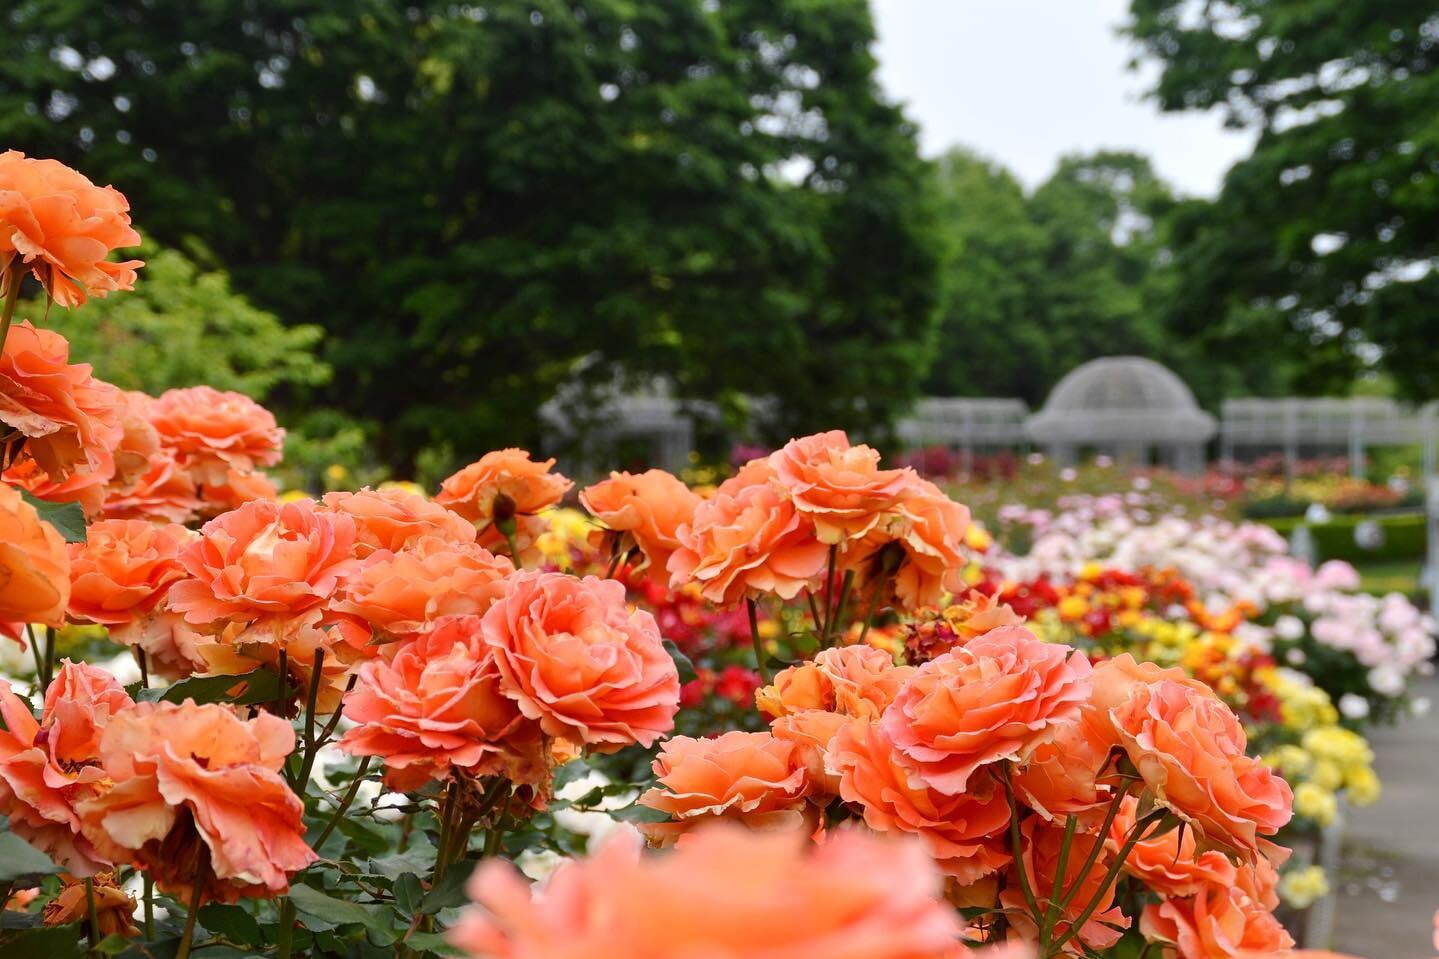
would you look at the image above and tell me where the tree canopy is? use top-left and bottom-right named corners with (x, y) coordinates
top-left (1125, 0), bottom-right (1439, 399)
top-left (0, 0), bottom-right (939, 468)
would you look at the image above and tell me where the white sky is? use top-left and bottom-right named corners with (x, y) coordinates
top-left (870, 0), bottom-right (1255, 197)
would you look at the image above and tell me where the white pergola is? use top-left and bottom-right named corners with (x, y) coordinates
top-left (896, 398), bottom-right (1030, 471)
top-left (1024, 357), bottom-right (1216, 473)
top-left (540, 379), bottom-right (713, 477)
top-left (1220, 397), bottom-right (1439, 479)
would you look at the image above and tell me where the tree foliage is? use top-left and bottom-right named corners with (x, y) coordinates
top-left (0, 0), bottom-right (939, 467)
top-left (927, 148), bottom-right (1187, 406)
top-left (1125, 0), bottom-right (1439, 399)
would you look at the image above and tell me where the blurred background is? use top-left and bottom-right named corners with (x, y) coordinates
top-left (3, 2), bottom-right (1437, 953)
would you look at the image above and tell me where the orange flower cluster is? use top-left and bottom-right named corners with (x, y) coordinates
top-left (641, 621), bottom-right (1294, 957)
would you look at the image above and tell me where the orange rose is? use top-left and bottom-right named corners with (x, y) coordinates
top-left (76, 701), bottom-right (315, 903)
top-left (579, 469), bottom-right (700, 579)
top-left (1001, 818), bottom-right (1129, 955)
top-left (322, 486), bottom-right (477, 556)
top-left (100, 448), bottom-right (202, 524)
top-left (844, 476), bottom-right (971, 611)
top-left (0, 151), bottom-right (142, 307)
top-left (109, 390), bottom-right (161, 490)
top-left (638, 731), bottom-right (810, 842)
top-left (1107, 796), bottom-right (1237, 898)
top-left (0, 481), bottom-right (70, 627)
top-left (449, 825), bottom-right (964, 959)
top-left (435, 449), bottom-right (572, 559)
top-left (339, 615), bottom-right (544, 792)
top-left (481, 572), bottom-right (679, 749)
top-left (769, 431), bottom-right (913, 543)
top-left (830, 721), bottom-right (1010, 883)
top-left (169, 498), bottom-right (358, 626)
top-left (0, 322), bottom-right (122, 479)
top-left (1011, 710), bottom-right (1119, 826)
top-left (880, 627), bottom-right (1092, 794)
top-left (332, 535), bottom-right (514, 642)
top-left (1141, 864), bottom-right (1295, 958)
top-left (66, 519), bottom-right (192, 627)
top-left (1088, 654), bottom-right (1211, 742)
top-left (1109, 679), bottom-right (1293, 857)
top-left (668, 478), bottom-right (827, 607)
top-left (0, 661), bottom-right (133, 874)
top-left (42, 872), bottom-right (139, 938)
top-left (148, 385), bottom-right (284, 486)
top-left (757, 644), bottom-right (914, 721)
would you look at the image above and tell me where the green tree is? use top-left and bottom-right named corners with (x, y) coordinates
top-left (927, 148), bottom-right (1180, 405)
top-left (0, 0), bottom-right (939, 467)
top-left (1125, 0), bottom-right (1439, 399)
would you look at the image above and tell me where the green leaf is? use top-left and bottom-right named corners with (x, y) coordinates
top-left (662, 639), bottom-right (697, 684)
top-left (609, 802), bottom-right (670, 824)
top-left (393, 873), bottom-right (423, 916)
top-left (91, 934), bottom-right (130, 955)
top-left (333, 816), bottom-right (391, 856)
top-left (0, 924), bottom-right (82, 959)
top-left (418, 861), bottom-right (473, 915)
top-left (198, 904), bottom-right (264, 946)
top-left (137, 669), bottom-right (281, 706)
top-left (366, 840), bottom-right (437, 881)
top-left (18, 490), bottom-right (86, 544)
top-left (287, 884), bottom-right (381, 931)
top-left (0, 827), bottom-right (59, 883)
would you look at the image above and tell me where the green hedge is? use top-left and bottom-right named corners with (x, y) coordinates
top-left (1259, 512), bottom-right (1427, 565)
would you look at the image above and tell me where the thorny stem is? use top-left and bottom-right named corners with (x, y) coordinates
top-left (999, 764), bottom-right (1041, 921)
top-left (856, 573), bottom-right (886, 646)
top-left (0, 262), bottom-right (23, 355)
top-left (84, 877), bottom-right (98, 948)
top-left (174, 865), bottom-right (206, 959)
top-left (142, 875), bottom-right (154, 940)
top-left (275, 897), bottom-right (297, 959)
top-left (1045, 808), bottom-right (1168, 957)
top-left (1038, 814), bottom-right (1079, 952)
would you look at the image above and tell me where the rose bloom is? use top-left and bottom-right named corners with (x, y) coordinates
top-left (435, 449), bottom-right (573, 554)
top-left (169, 498), bottom-right (358, 626)
top-left (843, 477), bottom-right (971, 610)
top-left (332, 535), bottom-right (514, 642)
top-left (76, 701), bottom-right (315, 903)
top-left (0, 150), bottom-right (142, 307)
top-left (322, 486), bottom-right (477, 556)
top-left (100, 447), bottom-right (202, 525)
top-left (1141, 863), bottom-right (1294, 959)
top-left (1010, 710), bottom-right (1119, 826)
top-left (579, 469), bottom-right (700, 580)
top-left (0, 322), bottom-right (123, 479)
top-left (0, 481), bottom-right (71, 628)
top-left (769, 431), bottom-right (913, 543)
top-left (195, 466), bottom-right (278, 519)
top-left (481, 572), bottom-right (679, 750)
top-left (830, 721), bottom-right (1011, 883)
top-left (109, 390), bottom-right (161, 490)
top-left (148, 385), bottom-right (284, 486)
top-left (449, 824), bottom-right (963, 959)
top-left (0, 661), bottom-right (133, 875)
top-left (1109, 679), bottom-right (1293, 857)
top-left (66, 519), bottom-right (192, 627)
top-left (1107, 796), bottom-right (1237, 898)
top-left (638, 731), bottom-right (810, 843)
top-left (881, 628), bottom-right (1092, 795)
top-left (668, 478), bottom-right (828, 607)
top-left (42, 872), bottom-right (138, 939)
top-left (1002, 818), bottom-right (1129, 956)
top-left (757, 644), bottom-right (915, 721)
top-left (340, 615), bottom-right (544, 792)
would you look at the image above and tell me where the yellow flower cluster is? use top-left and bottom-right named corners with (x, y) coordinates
top-left (1279, 864), bottom-right (1330, 909)
top-left (1258, 669), bottom-right (1380, 827)
top-left (535, 507), bottom-right (598, 570)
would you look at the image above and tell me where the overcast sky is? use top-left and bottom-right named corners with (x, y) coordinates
top-left (869, 0), bottom-right (1255, 197)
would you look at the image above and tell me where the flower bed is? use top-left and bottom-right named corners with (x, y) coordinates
top-left (0, 152), bottom-right (1425, 959)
